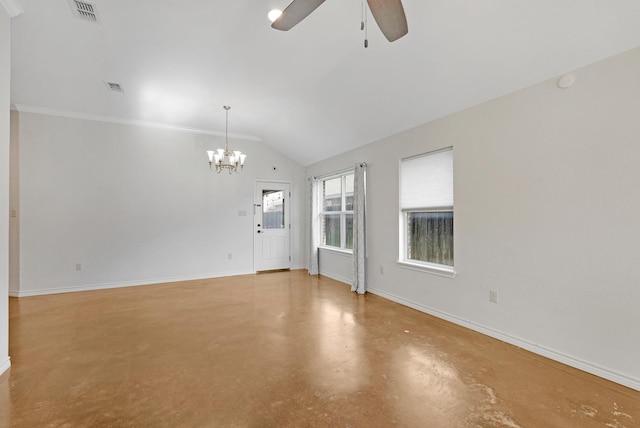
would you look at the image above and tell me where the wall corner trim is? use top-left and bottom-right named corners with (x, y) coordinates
top-left (0, 0), bottom-right (23, 18)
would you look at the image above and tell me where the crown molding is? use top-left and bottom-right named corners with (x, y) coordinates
top-left (0, 0), bottom-right (23, 18)
top-left (11, 104), bottom-right (262, 141)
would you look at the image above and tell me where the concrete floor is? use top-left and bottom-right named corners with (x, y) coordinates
top-left (1, 270), bottom-right (638, 427)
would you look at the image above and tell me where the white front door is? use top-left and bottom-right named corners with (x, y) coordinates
top-left (254, 181), bottom-right (291, 271)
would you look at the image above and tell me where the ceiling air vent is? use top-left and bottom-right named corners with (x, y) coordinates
top-left (69, 0), bottom-right (99, 23)
top-left (104, 81), bottom-right (125, 93)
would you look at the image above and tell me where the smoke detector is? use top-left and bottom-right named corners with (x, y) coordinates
top-left (69, 0), bottom-right (100, 23)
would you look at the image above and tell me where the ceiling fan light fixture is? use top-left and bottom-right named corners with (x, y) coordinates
top-left (268, 9), bottom-right (282, 23)
top-left (271, 0), bottom-right (406, 43)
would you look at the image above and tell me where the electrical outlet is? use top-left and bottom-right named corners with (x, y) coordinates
top-left (228, 253), bottom-right (232, 260)
top-left (490, 289), bottom-right (498, 304)
top-left (379, 266), bottom-right (384, 275)
top-left (76, 263), bottom-right (82, 271)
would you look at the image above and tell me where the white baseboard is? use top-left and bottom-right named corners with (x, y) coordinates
top-left (10, 270), bottom-right (255, 297)
top-left (368, 286), bottom-right (640, 392)
top-left (0, 356), bottom-right (10, 377)
top-left (319, 271), bottom-right (352, 286)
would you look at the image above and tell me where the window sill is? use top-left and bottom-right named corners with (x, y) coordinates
top-left (396, 260), bottom-right (456, 278)
top-left (318, 246), bottom-right (353, 256)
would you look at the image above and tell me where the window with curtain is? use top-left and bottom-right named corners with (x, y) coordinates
top-left (320, 171), bottom-right (354, 250)
top-left (399, 147), bottom-right (454, 276)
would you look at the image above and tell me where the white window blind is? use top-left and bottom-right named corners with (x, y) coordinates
top-left (401, 148), bottom-right (453, 210)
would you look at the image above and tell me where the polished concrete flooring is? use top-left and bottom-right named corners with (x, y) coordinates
top-left (1, 270), bottom-right (638, 427)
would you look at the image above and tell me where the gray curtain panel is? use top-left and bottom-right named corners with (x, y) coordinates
top-left (352, 163), bottom-right (367, 294)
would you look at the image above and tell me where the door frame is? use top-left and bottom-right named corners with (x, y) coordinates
top-left (253, 179), bottom-right (293, 272)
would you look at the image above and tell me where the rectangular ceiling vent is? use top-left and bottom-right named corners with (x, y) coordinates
top-left (104, 81), bottom-right (124, 93)
top-left (69, 0), bottom-right (100, 23)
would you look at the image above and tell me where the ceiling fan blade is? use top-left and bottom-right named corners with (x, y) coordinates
top-left (271, 0), bottom-right (327, 31)
top-left (366, 0), bottom-right (408, 42)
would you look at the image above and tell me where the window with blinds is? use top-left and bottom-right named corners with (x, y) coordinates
top-left (399, 147), bottom-right (454, 274)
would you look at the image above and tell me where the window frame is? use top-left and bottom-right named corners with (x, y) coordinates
top-left (397, 148), bottom-right (456, 278)
top-left (319, 170), bottom-right (355, 252)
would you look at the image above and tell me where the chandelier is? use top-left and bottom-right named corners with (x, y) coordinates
top-left (206, 106), bottom-right (246, 173)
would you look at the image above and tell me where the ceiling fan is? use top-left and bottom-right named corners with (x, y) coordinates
top-left (271, 0), bottom-right (408, 43)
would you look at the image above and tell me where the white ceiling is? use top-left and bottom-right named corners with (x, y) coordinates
top-left (9, 0), bottom-right (640, 166)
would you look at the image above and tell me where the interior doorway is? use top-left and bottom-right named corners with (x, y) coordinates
top-left (254, 181), bottom-right (291, 272)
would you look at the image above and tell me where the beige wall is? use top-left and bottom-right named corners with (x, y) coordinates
top-left (9, 110), bottom-right (18, 294)
top-left (0, 5), bottom-right (11, 376)
top-left (13, 111), bottom-right (305, 295)
top-left (305, 47), bottom-right (640, 391)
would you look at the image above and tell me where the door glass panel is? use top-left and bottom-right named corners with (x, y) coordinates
top-left (262, 190), bottom-right (285, 229)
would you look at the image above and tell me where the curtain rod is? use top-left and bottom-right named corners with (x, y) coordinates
top-left (309, 163), bottom-right (366, 180)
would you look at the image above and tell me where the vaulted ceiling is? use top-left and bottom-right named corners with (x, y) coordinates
top-left (9, 0), bottom-right (640, 165)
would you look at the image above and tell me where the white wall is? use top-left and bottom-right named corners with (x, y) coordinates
top-left (9, 110), bottom-right (18, 294)
top-left (318, 248), bottom-right (352, 285)
top-left (13, 111), bottom-right (305, 296)
top-left (0, 5), bottom-right (11, 376)
top-left (305, 47), bottom-right (640, 391)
